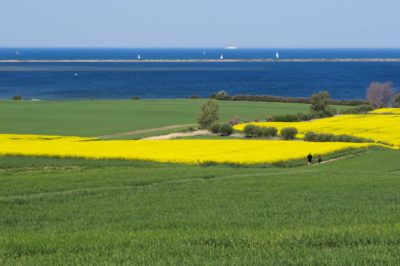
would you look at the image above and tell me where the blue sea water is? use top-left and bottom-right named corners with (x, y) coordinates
top-left (0, 48), bottom-right (399, 100)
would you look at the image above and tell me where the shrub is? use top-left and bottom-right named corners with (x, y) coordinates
top-left (273, 114), bottom-right (299, 122)
top-left (305, 131), bottom-right (317, 141)
top-left (244, 124), bottom-right (256, 137)
top-left (392, 94), bottom-right (400, 108)
top-left (197, 100), bottom-right (219, 129)
top-left (305, 133), bottom-right (373, 143)
top-left (340, 104), bottom-right (374, 114)
top-left (280, 127), bottom-right (298, 140)
top-left (13, 95), bottom-right (22, 100)
top-left (227, 116), bottom-right (241, 126)
top-left (212, 90), bottom-right (232, 100)
top-left (189, 95), bottom-right (202, 99)
top-left (131, 96), bottom-right (140, 100)
top-left (254, 117), bottom-right (260, 122)
top-left (210, 123), bottom-right (220, 134)
top-left (315, 133), bottom-right (335, 142)
top-left (253, 126), bottom-right (263, 137)
top-left (220, 123), bottom-right (233, 136)
top-left (263, 127), bottom-right (278, 137)
top-left (265, 116), bottom-right (274, 122)
top-left (297, 112), bottom-right (315, 121)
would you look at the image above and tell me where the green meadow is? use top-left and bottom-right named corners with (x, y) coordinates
top-left (0, 99), bottom-right (399, 264)
top-left (0, 99), bottom-right (349, 137)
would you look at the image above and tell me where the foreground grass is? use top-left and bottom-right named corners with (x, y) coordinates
top-left (1, 149), bottom-right (399, 264)
top-left (0, 99), bottom-right (349, 137)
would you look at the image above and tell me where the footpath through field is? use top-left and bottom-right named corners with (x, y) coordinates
top-left (95, 124), bottom-right (197, 139)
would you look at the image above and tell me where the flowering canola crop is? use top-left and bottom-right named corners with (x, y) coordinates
top-left (0, 134), bottom-right (377, 164)
top-left (370, 108), bottom-right (400, 114)
top-left (234, 114), bottom-right (400, 147)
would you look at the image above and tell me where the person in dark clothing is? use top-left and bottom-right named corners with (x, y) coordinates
top-left (318, 155), bottom-right (322, 164)
top-left (307, 153), bottom-right (312, 166)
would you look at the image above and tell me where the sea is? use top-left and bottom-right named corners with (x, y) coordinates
top-left (1, 48), bottom-right (400, 100)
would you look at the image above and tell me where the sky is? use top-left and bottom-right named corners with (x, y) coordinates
top-left (0, 0), bottom-right (399, 48)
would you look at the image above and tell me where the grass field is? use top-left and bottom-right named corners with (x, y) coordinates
top-left (1, 148), bottom-right (399, 264)
top-left (0, 99), bottom-right (348, 137)
top-left (1, 99), bottom-right (399, 264)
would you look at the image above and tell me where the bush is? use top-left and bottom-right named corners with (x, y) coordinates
top-left (244, 124), bottom-right (256, 137)
top-left (227, 116), bottom-right (241, 126)
top-left (280, 127), bottom-right (298, 140)
top-left (220, 123), bottom-right (233, 136)
top-left (315, 133), bottom-right (335, 142)
top-left (197, 100), bottom-right (219, 129)
top-left (211, 90), bottom-right (232, 100)
top-left (273, 114), bottom-right (299, 122)
top-left (340, 104), bottom-right (374, 114)
top-left (265, 116), bottom-right (274, 122)
top-left (189, 95), bottom-right (202, 99)
top-left (392, 94), bottom-right (400, 108)
top-left (297, 112), bottom-right (315, 121)
top-left (13, 95), bottom-right (22, 100)
top-left (186, 126), bottom-right (196, 132)
top-left (253, 126), bottom-right (263, 137)
top-left (305, 131), bottom-right (317, 141)
top-left (210, 123), bottom-right (220, 134)
top-left (305, 132), bottom-right (373, 143)
top-left (263, 127), bottom-right (278, 137)
top-left (131, 96), bottom-right (140, 100)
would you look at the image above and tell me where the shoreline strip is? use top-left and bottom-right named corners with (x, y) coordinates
top-left (1, 58), bottom-right (400, 63)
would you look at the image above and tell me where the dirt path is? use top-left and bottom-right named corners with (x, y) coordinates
top-left (312, 155), bottom-right (354, 165)
top-left (141, 130), bottom-right (211, 140)
top-left (95, 124), bottom-right (197, 139)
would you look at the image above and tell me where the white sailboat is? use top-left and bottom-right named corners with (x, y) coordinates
top-left (220, 54), bottom-right (223, 60)
top-left (137, 54), bottom-right (141, 60)
top-left (275, 52), bottom-right (279, 59)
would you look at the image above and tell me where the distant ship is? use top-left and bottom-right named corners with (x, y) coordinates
top-left (225, 46), bottom-right (237, 50)
top-left (202, 50), bottom-right (206, 55)
top-left (220, 54), bottom-right (224, 60)
top-left (16, 51), bottom-right (19, 55)
top-left (73, 73), bottom-right (79, 76)
top-left (275, 52), bottom-right (279, 59)
top-left (137, 54), bottom-right (141, 60)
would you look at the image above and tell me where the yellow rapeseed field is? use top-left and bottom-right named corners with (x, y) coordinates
top-left (234, 114), bottom-right (400, 147)
top-left (0, 134), bottom-right (377, 164)
top-left (370, 108), bottom-right (400, 114)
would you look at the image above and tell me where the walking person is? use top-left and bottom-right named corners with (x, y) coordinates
top-left (307, 153), bottom-right (312, 166)
top-left (318, 155), bottom-right (322, 164)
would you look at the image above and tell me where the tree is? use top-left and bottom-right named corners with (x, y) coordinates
top-left (197, 100), bottom-right (219, 128)
top-left (366, 81), bottom-right (396, 108)
top-left (310, 91), bottom-right (336, 117)
top-left (391, 93), bottom-right (400, 108)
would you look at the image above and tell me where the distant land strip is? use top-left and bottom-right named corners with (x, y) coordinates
top-left (1, 58), bottom-right (400, 63)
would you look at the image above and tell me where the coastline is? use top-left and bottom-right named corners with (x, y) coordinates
top-left (1, 58), bottom-right (400, 63)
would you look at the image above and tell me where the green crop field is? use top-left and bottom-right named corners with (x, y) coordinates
top-left (0, 99), bottom-right (349, 137)
top-left (0, 148), bottom-right (399, 264)
top-left (0, 99), bottom-right (398, 264)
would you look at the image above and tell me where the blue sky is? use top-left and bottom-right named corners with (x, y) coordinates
top-left (0, 0), bottom-right (399, 48)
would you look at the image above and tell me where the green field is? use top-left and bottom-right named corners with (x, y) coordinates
top-left (0, 148), bottom-right (399, 264)
top-left (0, 99), bottom-right (348, 137)
top-left (1, 99), bottom-right (399, 264)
